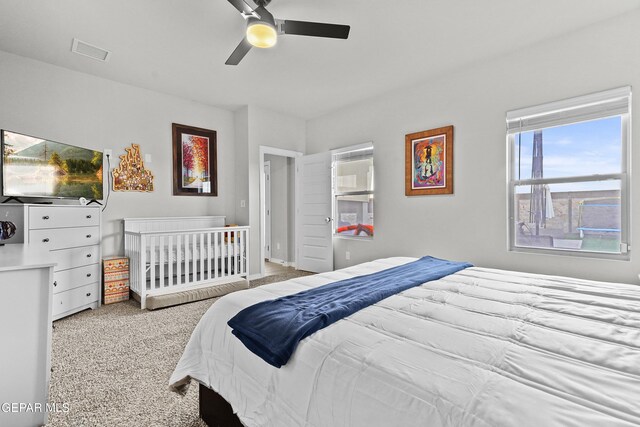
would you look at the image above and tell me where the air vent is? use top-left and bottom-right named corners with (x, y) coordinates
top-left (71, 38), bottom-right (111, 62)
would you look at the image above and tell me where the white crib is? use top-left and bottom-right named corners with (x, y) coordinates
top-left (124, 216), bottom-right (249, 309)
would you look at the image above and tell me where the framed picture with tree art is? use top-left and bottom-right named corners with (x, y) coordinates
top-left (405, 125), bottom-right (453, 196)
top-left (172, 123), bottom-right (217, 196)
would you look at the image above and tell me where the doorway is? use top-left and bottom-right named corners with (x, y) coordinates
top-left (259, 146), bottom-right (303, 277)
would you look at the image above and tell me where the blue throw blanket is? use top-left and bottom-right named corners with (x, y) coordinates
top-left (228, 256), bottom-right (472, 367)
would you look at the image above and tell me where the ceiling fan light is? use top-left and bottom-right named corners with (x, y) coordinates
top-left (246, 22), bottom-right (277, 48)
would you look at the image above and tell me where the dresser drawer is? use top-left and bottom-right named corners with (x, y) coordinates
top-left (53, 282), bottom-right (99, 318)
top-left (29, 226), bottom-right (100, 250)
top-left (50, 245), bottom-right (100, 271)
top-left (29, 206), bottom-right (99, 230)
top-left (53, 264), bottom-right (100, 294)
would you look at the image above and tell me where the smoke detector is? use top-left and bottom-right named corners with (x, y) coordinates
top-left (71, 38), bottom-right (111, 62)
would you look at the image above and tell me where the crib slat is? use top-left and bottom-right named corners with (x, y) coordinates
top-left (128, 235), bottom-right (132, 290)
top-left (231, 231), bottom-right (235, 275)
top-left (222, 232), bottom-right (227, 278)
top-left (191, 233), bottom-right (196, 283)
top-left (221, 231), bottom-right (225, 279)
top-left (140, 234), bottom-right (147, 307)
top-left (226, 232), bottom-right (231, 278)
top-left (168, 235), bottom-right (174, 287)
top-left (184, 234), bottom-right (190, 285)
top-left (159, 236), bottom-right (165, 289)
top-left (214, 231), bottom-right (219, 279)
top-left (244, 229), bottom-right (249, 278)
top-left (177, 234), bottom-right (182, 286)
top-left (206, 232), bottom-right (212, 281)
top-left (239, 231), bottom-right (242, 274)
top-left (125, 234), bottom-right (131, 290)
top-left (133, 235), bottom-right (138, 293)
top-left (245, 229), bottom-right (248, 275)
top-left (240, 229), bottom-right (245, 275)
top-left (150, 236), bottom-right (156, 289)
top-left (200, 233), bottom-right (205, 282)
top-left (234, 231), bottom-right (238, 275)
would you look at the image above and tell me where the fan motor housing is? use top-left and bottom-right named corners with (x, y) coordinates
top-left (249, 6), bottom-right (275, 27)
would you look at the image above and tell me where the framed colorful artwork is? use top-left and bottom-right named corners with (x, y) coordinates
top-left (172, 123), bottom-right (217, 196)
top-left (405, 125), bottom-right (453, 196)
top-left (112, 144), bottom-right (154, 192)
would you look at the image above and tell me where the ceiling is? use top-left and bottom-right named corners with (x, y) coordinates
top-left (1, 0), bottom-right (639, 119)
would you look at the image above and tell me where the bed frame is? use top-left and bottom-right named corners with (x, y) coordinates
top-left (124, 216), bottom-right (249, 309)
top-left (199, 384), bottom-right (242, 427)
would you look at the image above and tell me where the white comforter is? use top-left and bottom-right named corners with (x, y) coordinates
top-left (170, 257), bottom-right (640, 427)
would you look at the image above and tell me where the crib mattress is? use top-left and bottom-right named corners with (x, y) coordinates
top-left (145, 280), bottom-right (248, 310)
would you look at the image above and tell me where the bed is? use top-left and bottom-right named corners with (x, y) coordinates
top-left (170, 257), bottom-right (640, 426)
top-left (124, 216), bottom-right (249, 309)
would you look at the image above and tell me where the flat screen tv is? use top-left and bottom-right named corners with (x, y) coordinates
top-left (1, 130), bottom-right (103, 200)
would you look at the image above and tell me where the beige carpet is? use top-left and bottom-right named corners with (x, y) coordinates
top-left (48, 270), bottom-right (312, 427)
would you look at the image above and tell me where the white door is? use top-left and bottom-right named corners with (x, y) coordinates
top-left (264, 161), bottom-right (271, 260)
top-left (295, 152), bottom-right (333, 273)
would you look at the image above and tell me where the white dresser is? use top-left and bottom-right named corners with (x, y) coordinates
top-left (0, 204), bottom-right (102, 320)
top-left (0, 244), bottom-right (55, 427)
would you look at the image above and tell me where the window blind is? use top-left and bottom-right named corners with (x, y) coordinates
top-left (332, 144), bottom-right (373, 162)
top-left (506, 86), bottom-right (631, 134)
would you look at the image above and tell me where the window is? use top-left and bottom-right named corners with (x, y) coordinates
top-left (507, 87), bottom-right (630, 257)
top-left (332, 143), bottom-right (374, 238)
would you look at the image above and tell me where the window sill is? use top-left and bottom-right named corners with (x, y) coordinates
top-left (509, 245), bottom-right (630, 261)
top-left (333, 235), bottom-right (374, 242)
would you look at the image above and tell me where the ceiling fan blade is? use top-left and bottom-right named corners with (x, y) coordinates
top-left (281, 20), bottom-right (350, 39)
top-left (225, 38), bottom-right (252, 65)
top-left (227, 0), bottom-right (260, 18)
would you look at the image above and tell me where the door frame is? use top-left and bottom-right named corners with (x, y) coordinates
top-left (263, 160), bottom-right (271, 260)
top-left (259, 146), bottom-right (303, 278)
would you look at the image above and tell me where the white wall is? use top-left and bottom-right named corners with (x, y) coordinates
top-left (306, 10), bottom-right (640, 284)
top-left (0, 51), bottom-right (236, 257)
top-left (246, 106), bottom-right (305, 275)
top-left (234, 107), bottom-right (249, 226)
top-left (0, 51), bottom-right (304, 275)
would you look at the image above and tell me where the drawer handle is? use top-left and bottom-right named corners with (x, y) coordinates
top-left (43, 216), bottom-right (50, 220)
top-left (53, 281), bottom-right (57, 287)
top-left (43, 238), bottom-right (50, 243)
top-left (86, 234), bottom-right (92, 238)
top-left (87, 273), bottom-right (92, 277)
top-left (86, 292), bottom-right (92, 297)
top-left (86, 215), bottom-right (92, 219)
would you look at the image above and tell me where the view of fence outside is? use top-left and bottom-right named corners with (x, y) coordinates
top-left (515, 189), bottom-right (621, 253)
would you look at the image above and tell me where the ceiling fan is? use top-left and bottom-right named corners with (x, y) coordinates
top-left (225, 0), bottom-right (350, 65)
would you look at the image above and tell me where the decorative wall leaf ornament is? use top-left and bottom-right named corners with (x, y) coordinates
top-left (112, 144), bottom-right (154, 192)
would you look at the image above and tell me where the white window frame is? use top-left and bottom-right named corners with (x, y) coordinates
top-left (331, 142), bottom-right (374, 240)
top-left (506, 87), bottom-right (631, 259)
